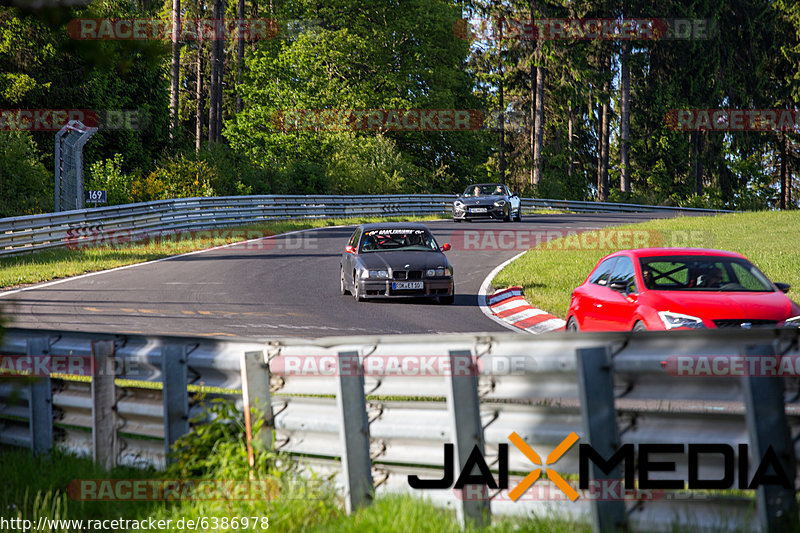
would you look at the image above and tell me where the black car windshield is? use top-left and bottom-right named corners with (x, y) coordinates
top-left (359, 229), bottom-right (439, 252)
top-left (464, 184), bottom-right (506, 197)
top-left (639, 256), bottom-right (774, 292)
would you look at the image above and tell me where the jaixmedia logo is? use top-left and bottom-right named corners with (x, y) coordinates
top-left (408, 432), bottom-right (793, 501)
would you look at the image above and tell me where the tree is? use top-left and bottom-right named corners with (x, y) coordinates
top-left (170, 0), bottom-right (181, 138)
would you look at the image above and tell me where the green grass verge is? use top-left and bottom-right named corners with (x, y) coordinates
top-left (492, 211), bottom-right (800, 319)
top-left (0, 215), bottom-right (445, 289)
top-left (0, 446), bottom-right (590, 533)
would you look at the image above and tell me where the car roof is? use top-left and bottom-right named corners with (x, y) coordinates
top-left (603, 248), bottom-right (747, 260)
top-left (357, 222), bottom-right (432, 231)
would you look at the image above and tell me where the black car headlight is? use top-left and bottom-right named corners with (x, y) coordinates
top-left (426, 267), bottom-right (447, 278)
top-left (454, 200), bottom-right (464, 209)
top-left (494, 200), bottom-right (506, 207)
top-left (784, 315), bottom-right (800, 328)
top-left (368, 270), bottom-right (390, 278)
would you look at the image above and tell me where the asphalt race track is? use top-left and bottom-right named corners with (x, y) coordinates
top-left (0, 213), bottom-right (681, 338)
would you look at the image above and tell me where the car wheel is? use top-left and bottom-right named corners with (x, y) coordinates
top-left (453, 218), bottom-right (462, 223)
top-left (340, 267), bottom-right (350, 295)
top-left (514, 209), bottom-right (522, 222)
top-left (632, 321), bottom-right (647, 331)
top-left (503, 207), bottom-right (511, 222)
top-left (566, 316), bottom-right (579, 332)
top-left (353, 274), bottom-right (363, 302)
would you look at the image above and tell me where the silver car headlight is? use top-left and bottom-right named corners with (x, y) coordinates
top-left (359, 269), bottom-right (369, 279)
top-left (658, 311), bottom-right (706, 330)
top-left (494, 200), bottom-right (506, 207)
top-left (454, 200), bottom-right (464, 209)
top-left (426, 269), bottom-right (436, 277)
top-left (784, 315), bottom-right (800, 328)
top-left (368, 270), bottom-right (389, 278)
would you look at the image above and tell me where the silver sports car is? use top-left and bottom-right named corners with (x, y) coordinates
top-left (452, 183), bottom-right (522, 222)
top-left (340, 222), bottom-right (455, 303)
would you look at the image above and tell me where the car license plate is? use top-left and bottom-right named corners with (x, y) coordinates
top-left (469, 207), bottom-right (487, 213)
top-left (393, 281), bottom-right (424, 290)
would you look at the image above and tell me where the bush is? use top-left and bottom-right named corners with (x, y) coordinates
top-left (132, 154), bottom-right (215, 202)
top-left (199, 144), bottom-right (263, 196)
top-left (326, 134), bottom-right (410, 194)
top-left (86, 153), bottom-right (134, 206)
top-left (0, 131), bottom-right (52, 217)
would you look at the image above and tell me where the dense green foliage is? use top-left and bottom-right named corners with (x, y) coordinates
top-left (1, 0), bottom-right (799, 216)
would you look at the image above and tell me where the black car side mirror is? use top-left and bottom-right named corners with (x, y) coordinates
top-left (512, 191), bottom-right (519, 197)
top-left (608, 281), bottom-right (629, 292)
top-left (775, 282), bottom-right (791, 293)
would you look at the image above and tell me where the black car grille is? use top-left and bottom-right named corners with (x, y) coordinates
top-left (713, 319), bottom-right (778, 328)
top-left (393, 270), bottom-right (422, 280)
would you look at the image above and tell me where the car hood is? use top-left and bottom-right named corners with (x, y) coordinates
top-left (456, 195), bottom-right (506, 206)
top-left (644, 290), bottom-right (798, 321)
top-left (357, 251), bottom-right (448, 270)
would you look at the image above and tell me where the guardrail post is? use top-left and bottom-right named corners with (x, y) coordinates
top-left (576, 347), bottom-right (627, 533)
top-left (336, 351), bottom-right (373, 513)
top-left (241, 350), bottom-right (274, 472)
top-left (162, 343), bottom-right (189, 463)
top-left (447, 350), bottom-right (490, 528)
top-left (741, 344), bottom-right (799, 533)
top-left (27, 337), bottom-right (53, 456)
top-left (91, 340), bottom-right (117, 470)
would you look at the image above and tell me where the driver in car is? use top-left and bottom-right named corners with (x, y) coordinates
top-left (495, 185), bottom-right (504, 195)
top-left (699, 267), bottom-right (723, 288)
top-left (473, 186), bottom-right (481, 196)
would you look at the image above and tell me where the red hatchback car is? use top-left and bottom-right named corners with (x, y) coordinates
top-left (566, 248), bottom-right (800, 331)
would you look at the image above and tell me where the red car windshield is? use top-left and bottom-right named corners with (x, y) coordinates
top-left (639, 256), bottom-right (774, 292)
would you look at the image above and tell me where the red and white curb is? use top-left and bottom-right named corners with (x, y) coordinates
top-left (487, 286), bottom-right (565, 334)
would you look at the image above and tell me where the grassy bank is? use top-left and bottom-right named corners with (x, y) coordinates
top-left (0, 215), bottom-right (445, 290)
top-left (492, 211), bottom-right (800, 318)
top-left (0, 398), bottom-right (590, 533)
top-left (0, 446), bottom-right (589, 533)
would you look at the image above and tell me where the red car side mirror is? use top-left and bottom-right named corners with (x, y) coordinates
top-left (441, 243), bottom-right (451, 252)
top-left (345, 245), bottom-right (356, 254)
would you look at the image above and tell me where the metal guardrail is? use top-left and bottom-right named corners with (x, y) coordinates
top-left (1, 327), bottom-right (798, 532)
top-left (0, 195), bottom-right (731, 257)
